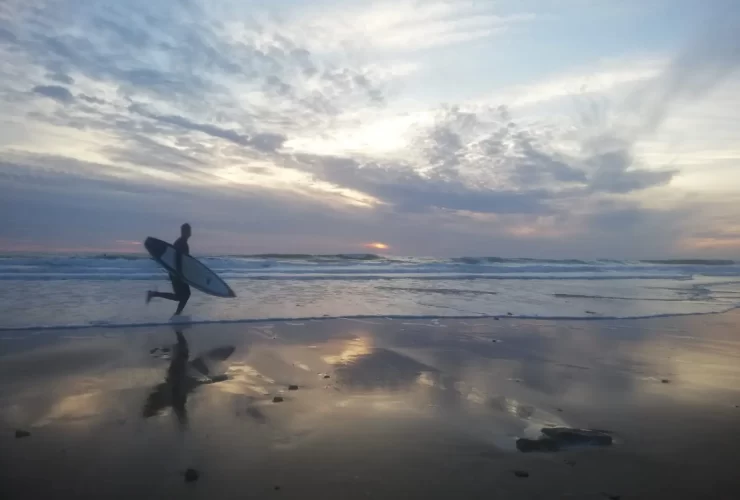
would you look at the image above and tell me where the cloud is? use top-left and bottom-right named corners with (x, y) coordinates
top-left (635, 1), bottom-right (740, 132)
top-left (129, 104), bottom-right (287, 152)
top-left (584, 142), bottom-right (676, 194)
top-left (32, 84), bottom-right (74, 103)
top-left (280, 0), bottom-right (535, 53)
top-left (0, 0), bottom-right (737, 257)
top-left (79, 94), bottom-right (106, 105)
top-left (47, 72), bottom-right (74, 85)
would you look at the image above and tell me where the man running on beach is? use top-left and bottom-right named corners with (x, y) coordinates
top-left (146, 223), bottom-right (192, 315)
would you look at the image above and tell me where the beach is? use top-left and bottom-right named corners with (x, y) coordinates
top-left (2, 312), bottom-right (740, 499)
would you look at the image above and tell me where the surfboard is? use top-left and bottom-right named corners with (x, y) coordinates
top-left (144, 237), bottom-right (236, 298)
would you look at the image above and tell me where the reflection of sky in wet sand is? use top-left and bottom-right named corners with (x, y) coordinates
top-left (2, 314), bottom-right (740, 492)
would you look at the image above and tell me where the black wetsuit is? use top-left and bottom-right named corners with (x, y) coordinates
top-left (151, 237), bottom-right (191, 315)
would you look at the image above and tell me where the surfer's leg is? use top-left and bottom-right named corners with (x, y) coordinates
top-left (148, 276), bottom-right (182, 303)
top-left (148, 291), bottom-right (179, 301)
top-left (173, 283), bottom-right (191, 316)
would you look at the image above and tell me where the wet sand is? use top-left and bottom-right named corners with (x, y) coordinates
top-left (2, 313), bottom-right (740, 499)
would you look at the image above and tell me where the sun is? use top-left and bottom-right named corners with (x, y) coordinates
top-left (364, 242), bottom-right (389, 250)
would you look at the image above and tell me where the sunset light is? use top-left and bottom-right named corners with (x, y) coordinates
top-left (364, 242), bottom-right (389, 250)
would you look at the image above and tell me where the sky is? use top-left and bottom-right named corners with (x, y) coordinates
top-left (0, 0), bottom-right (739, 258)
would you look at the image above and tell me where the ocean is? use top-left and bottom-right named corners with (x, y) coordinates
top-left (1, 254), bottom-right (739, 330)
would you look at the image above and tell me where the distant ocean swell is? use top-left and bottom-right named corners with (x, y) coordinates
top-left (1, 254), bottom-right (740, 281)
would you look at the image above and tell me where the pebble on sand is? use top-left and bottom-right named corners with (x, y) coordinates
top-left (184, 468), bottom-right (199, 482)
top-left (661, 378), bottom-right (671, 383)
top-left (513, 470), bottom-right (529, 478)
top-left (273, 396), bottom-right (284, 403)
top-left (288, 385), bottom-right (299, 391)
top-left (323, 374), bottom-right (331, 379)
top-left (15, 429), bottom-right (31, 438)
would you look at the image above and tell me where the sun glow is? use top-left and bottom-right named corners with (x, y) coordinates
top-left (364, 242), bottom-right (389, 250)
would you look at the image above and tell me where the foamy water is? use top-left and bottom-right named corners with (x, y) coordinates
top-left (1, 254), bottom-right (739, 329)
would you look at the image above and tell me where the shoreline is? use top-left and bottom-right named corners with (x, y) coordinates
top-left (2, 305), bottom-right (739, 332)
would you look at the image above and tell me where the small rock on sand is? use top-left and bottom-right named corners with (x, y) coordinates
top-left (15, 429), bottom-right (31, 438)
top-left (661, 378), bottom-right (670, 383)
top-left (513, 470), bottom-right (529, 478)
top-left (273, 396), bottom-right (284, 403)
top-left (323, 374), bottom-right (331, 379)
top-left (288, 385), bottom-right (299, 390)
top-left (274, 485), bottom-right (281, 491)
top-left (184, 468), bottom-right (199, 482)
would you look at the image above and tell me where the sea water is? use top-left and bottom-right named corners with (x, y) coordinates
top-left (1, 254), bottom-right (739, 330)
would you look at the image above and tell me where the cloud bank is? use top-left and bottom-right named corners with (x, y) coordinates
top-left (0, 0), bottom-right (739, 257)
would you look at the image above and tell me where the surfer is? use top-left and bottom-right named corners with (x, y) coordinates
top-left (146, 223), bottom-right (192, 315)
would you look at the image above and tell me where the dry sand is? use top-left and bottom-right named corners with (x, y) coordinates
top-left (2, 312), bottom-right (740, 499)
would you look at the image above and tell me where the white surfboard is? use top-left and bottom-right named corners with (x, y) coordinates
top-left (144, 237), bottom-right (236, 298)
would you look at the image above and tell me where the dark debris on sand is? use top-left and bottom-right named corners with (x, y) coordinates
top-left (602, 493), bottom-right (621, 500)
top-left (288, 385), bottom-right (299, 391)
top-left (517, 427), bottom-right (612, 452)
top-left (513, 470), bottom-right (529, 478)
top-left (15, 429), bottom-right (31, 438)
top-left (184, 468), bottom-right (199, 482)
top-left (273, 396), bottom-right (284, 403)
top-left (323, 374), bottom-right (331, 379)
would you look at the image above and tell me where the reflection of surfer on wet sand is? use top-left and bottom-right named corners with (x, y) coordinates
top-left (143, 328), bottom-right (235, 429)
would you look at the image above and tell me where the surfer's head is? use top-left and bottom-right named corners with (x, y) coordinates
top-left (181, 223), bottom-right (192, 239)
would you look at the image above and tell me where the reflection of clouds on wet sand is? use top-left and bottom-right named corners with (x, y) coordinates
top-left (2, 312), bottom-right (740, 498)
